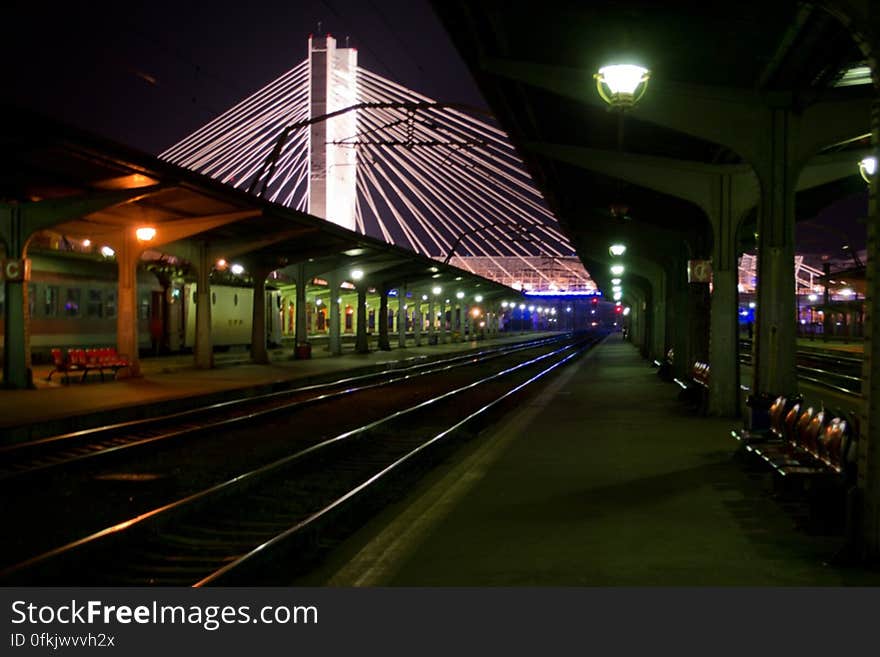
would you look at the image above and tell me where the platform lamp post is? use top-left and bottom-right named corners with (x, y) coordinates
top-left (859, 155), bottom-right (877, 184)
top-left (594, 63), bottom-right (650, 151)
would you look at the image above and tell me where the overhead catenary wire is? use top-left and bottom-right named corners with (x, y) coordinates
top-left (161, 53), bottom-right (593, 292)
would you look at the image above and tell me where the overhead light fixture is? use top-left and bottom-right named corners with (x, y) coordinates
top-left (474, 294), bottom-right (483, 303)
top-left (421, 294), bottom-right (428, 301)
top-left (859, 156), bottom-right (877, 183)
top-left (100, 246), bottom-right (115, 258)
top-left (350, 268), bottom-right (364, 281)
top-left (610, 264), bottom-right (625, 276)
top-left (230, 263), bottom-right (245, 275)
top-left (611, 278), bottom-right (621, 285)
top-left (835, 65), bottom-right (873, 87)
top-left (216, 259), bottom-right (228, 270)
top-left (609, 243), bottom-right (627, 256)
top-left (136, 226), bottom-right (156, 242)
top-left (456, 291), bottom-right (465, 299)
top-left (82, 239), bottom-right (91, 248)
top-left (594, 64), bottom-right (650, 109)
top-left (432, 286), bottom-right (442, 295)
top-left (613, 291), bottom-right (622, 301)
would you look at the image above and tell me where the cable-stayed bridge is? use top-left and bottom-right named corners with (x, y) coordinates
top-left (161, 35), bottom-right (593, 294)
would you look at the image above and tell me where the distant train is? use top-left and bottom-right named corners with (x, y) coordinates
top-left (0, 251), bottom-right (282, 362)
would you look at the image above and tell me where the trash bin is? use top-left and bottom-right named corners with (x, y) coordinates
top-left (295, 343), bottom-right (312, 360)
top-left (745, 392), bottom-right (775, 431)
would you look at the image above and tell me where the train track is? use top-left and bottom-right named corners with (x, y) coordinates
top-left (0, 334), bottom-right (566, 481)
top-left (0, 334), bottom-right (600, 585)
top-left (738, 340), bottom-right (862, 395)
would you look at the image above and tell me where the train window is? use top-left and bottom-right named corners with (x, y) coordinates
top-left (64, 288), bottom-right (81, 317)
top-left (43, 286), bottom-right (60, 317)
top-left (139, 293), bottom-right (150, 320)
top-left (87, 289), bottom-right (103, 318)
top-left (105, 290), bottom-right (117, 319)
top-left (234, 293), bottom-right (238, 307)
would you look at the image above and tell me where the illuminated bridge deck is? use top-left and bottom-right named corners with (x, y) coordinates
top-left (305, 334), bottom-right (880, 586)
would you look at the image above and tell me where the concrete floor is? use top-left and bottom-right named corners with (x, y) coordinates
top-left (301, 334), bottom-right (880, 586)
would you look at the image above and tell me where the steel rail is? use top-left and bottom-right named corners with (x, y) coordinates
top-left (0, 335), bottom-right (566, 481)
top-left (0, 336), bottom-right (594, 584)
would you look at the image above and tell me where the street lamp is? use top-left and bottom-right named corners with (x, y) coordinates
top-left (610, 264), bottom-right (625, 276)
top-left (859, 156), bottom-right (877, 183)
top-left (594, 64), bottom-right (650, 109)
top-left (609, 243), bottom-right (627, 256)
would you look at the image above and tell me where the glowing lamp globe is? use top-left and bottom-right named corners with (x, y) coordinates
top-left (609, 243), bottom-right (627, 257)
top-left (136, 226), bottom-right (156, 242)
top-left (595, 64), bottom-right (650, 109)
top-left (859, 156), bottom-right (877, 183)
top-left (610, 264), bottom-right (625, 276)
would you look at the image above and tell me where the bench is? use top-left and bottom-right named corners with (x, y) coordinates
top-left (731, 394), bottom-right (802, 445)
top-left (738, 399), bottom-right (858, 530)
top-left (655, 347), bottom-right (674, 382)
top-left (675, 360), bottom-right (710, 414)
top-left (47, 347), bottom-right (131, 384)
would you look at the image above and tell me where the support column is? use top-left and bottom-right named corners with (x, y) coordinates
top-left (115, 232), bottom-right (143, 377)
top-left (398, 297), bottom-right (406, 349)
top-left (282, 297), bottom-right (290, 336)
top-left (378, 286), bottom-right (391, 351)
top-left (858, 63), bottom-right (880, 557)
top-left (194, 243), bottom-right (213, 369)
top-left (1, 204), bottom-right (31, 388)
top-left (250, 268), bottom-right (270, 364)
top-left (295, 264), bottom-right (308, 353)
top-left (670, 266), bottom-right (691, 381)
top-left (463, 303), bottom-right (470, 341)
top-left (428, 296), bottom-right (436, 344)
top-left (328, 271), bottom-right (341, 356)
top-left (753, 108), bottom-right (798, 395)
top-left (355, 287), bottom-right (369, 354)
top-left (441, 298), bottom-right (449, 343)
top-left (414, 296), bottom-right (422, 346)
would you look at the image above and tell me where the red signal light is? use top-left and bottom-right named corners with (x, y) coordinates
top-left (615, 305), bottom-right (623, 314)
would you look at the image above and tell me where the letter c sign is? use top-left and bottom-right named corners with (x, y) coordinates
top-left (2, 258), bottom-right (31, 282)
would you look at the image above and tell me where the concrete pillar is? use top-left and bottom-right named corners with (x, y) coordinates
top-left (441, 298), bottom-right (449, 343)
top-left (1, 205), bottom-right (31, 388)
top-left (414, 296), bottom-right (422, 346)
top-left (670, 266), bottom-right (691, 381)
top-left (378, 287), bottom-right (391, 351)
top-left (194, 243), bottom-right (214, 369)
top-left (114, 233), bottom-right (144, 377)
top-left (282, 296), bottom-right (290, 335)
top-left (428, 297), bottom-right (436, 344)
top-left (328, 271), bottom-right (341, 356)
top-left (295, 264), bottom-right (308, 350)
top-left (753, 108), bottom-right (798, 395)
top-left (355, 287), bottom-right (369, 354)
top-left (463, 304), bottom-right (470, 341)
top-left (398, 297), bottom-right (406, 349)
top-left (250, 268), bottom-right (270, 364)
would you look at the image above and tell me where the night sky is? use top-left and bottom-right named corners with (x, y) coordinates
top-left (2, 1), bottom-right (866, 257)
top-left (3, 1), bottom-right (486, 154)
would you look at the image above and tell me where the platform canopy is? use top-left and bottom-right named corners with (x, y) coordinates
top-left (429, 1), bottom-right (876, 294)
top-left (0, 105), bottom-right (517, 295)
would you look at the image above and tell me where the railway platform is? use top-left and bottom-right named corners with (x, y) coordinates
top-left (0, 332), bottom-right (555, 444)
top-left (306, 333), bottom-right (880, 586)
